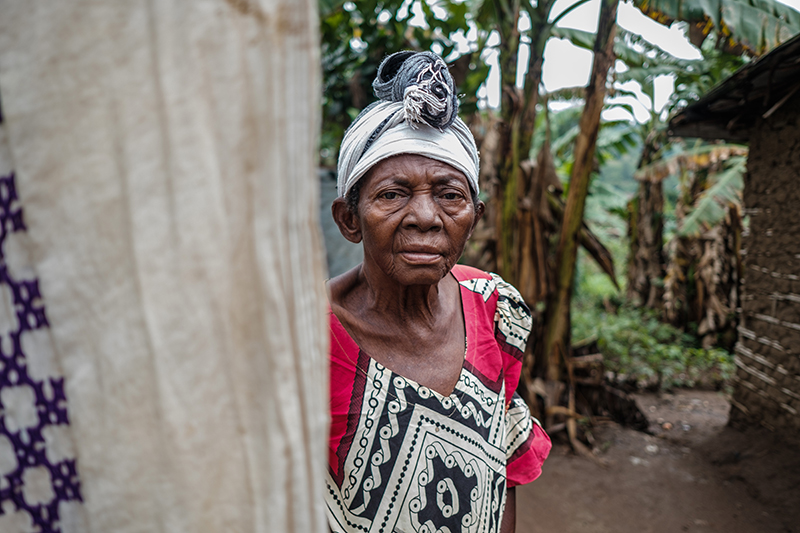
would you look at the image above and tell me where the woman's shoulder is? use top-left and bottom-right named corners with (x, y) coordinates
top-left (450, 263), bottom-right (492, 283)
top-left (327, 264), bottom-right (362, 308)
top-left (327, 265), bottom-right (363, 355)
top-left (327, 271), bottom-right (361, 365)
top-left (327, 264), bottom-right (368, 331)
top-left (451, 265), bottom-right (527, 305)
top-left (453, 265), bottom-right (532, 349)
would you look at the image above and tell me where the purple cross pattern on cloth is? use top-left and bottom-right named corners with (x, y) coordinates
top-left (0, 171), bottom-right (83, 532)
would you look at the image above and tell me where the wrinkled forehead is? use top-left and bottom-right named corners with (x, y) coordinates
top-left (337, 104), bottom-right (480, 199)
top-left (361, 153), bottom-right (470, 188)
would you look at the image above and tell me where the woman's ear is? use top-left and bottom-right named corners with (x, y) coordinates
top-left (332, 198), bottom-right (363, 244)
top-left (468, 200), bottom-right (485, 239)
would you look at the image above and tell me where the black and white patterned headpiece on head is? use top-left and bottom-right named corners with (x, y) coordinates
top-left (373, 51), bottom-right (457, 130)
top-left (337, 50), bottom-right (479, 198)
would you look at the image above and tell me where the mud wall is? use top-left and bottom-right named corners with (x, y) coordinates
top-left (731, 94), bottom-right (800, 435)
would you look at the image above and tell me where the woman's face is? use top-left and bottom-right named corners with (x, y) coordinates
top-left (352, 154), bottom-right (484, 286)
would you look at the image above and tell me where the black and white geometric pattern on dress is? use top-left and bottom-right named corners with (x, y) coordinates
top-left (458, 273), bottom-right (532, 358)
top-left (327, 355), bottom-right (517, 533)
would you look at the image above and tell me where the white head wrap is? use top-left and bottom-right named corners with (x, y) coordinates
top-left (336, 51), bottom-right (480, 198)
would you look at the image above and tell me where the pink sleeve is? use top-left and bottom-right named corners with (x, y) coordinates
top-left (505, 393), bottom-right (552, 487)
top-left (489, 273), bottom-right (551, 486)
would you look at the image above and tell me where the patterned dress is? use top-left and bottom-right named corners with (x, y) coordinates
top-left (326, 265), bottom-right (551, 533)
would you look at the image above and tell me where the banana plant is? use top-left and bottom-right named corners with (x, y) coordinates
top-left (636, 144), bottom-right (747, 236)
top-left (657, 144), bottom-right (747, 347)
top-left (632, 0), bottom-right (800, 56)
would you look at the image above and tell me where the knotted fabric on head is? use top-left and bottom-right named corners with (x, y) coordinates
top-left (337, 51), bottom-right (480, 198)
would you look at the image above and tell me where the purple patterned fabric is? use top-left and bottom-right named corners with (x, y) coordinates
top-left (0, 171), bottom-right (83, 532)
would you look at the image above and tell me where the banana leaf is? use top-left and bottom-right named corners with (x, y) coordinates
top-left (679, 156), bottom-right (746, 236)
top-left (547, 192), bottom-right (621, 290)
top-left (632, 0), bottom-right (800, 55)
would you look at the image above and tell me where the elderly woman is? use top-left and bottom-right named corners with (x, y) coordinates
top-left (326, 51), bottom-right (551, 533)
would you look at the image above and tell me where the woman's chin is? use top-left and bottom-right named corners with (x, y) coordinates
top-left (391, 263), bottom-right (452, 286)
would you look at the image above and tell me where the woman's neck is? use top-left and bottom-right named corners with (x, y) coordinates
top-left (358, 262), bottom-right (447, 326)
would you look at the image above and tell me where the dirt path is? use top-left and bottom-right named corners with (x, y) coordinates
top-left (516, 390), bottom-right (800, 533)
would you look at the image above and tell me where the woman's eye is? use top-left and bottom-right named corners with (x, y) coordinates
top-left (442, 192), bottom-right (460, 200)
top-left (382, 192), bottom-right (399, 200)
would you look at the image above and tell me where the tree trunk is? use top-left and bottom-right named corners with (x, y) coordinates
top-left (542, 0), bottom-right (619, 383)
top-left (627, 131), bottom-right (666, 308)
top-left (493, 0), bottom-right (523, 280)
top-left (490, 0), bottom-right (550, 293)
top-left (0, 1), bottom-right (328, 532)
top-left (627, 179), bottom-right (665, 306)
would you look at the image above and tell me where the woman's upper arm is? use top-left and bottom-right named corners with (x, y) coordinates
top-left (500, 487), bottom-right (516, 533)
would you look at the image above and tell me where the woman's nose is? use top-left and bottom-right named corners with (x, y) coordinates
top-left (404, 193), bottom-right (442, 231)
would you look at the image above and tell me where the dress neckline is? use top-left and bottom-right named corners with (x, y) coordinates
top-left (329, 273), bottom-right (471, 398)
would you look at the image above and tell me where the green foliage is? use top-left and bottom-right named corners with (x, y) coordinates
top-left (575, 249), bottom-right (625, 303)
top-left (540, 104), bottom-right (640, 296)
top-left (572, 127), bottom-right (737, 390)
top-left (596, 120), bottom-right (643, 165)
top-left (598, 145), bottom-right (641, 195)
top-left (632, 140), bottom-right (747, 237)
top-left (679, 155), bottom-right (746, 236)
top-left (572, 145), bottom-right (638, 309)
top-left (668, 35), bottom-right (749, 112)
top-left (573, 304), bottom-right (735, 390)
top-left (533, 105), bottom-right (644, 183)
top-left (632, 0), bottom-right (800, 56)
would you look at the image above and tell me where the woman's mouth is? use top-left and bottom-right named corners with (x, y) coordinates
top-left (399, 250), bottom-right (442, 264)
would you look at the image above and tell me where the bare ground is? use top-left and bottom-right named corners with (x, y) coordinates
top-left (517, 390), bottom-right (800, 533)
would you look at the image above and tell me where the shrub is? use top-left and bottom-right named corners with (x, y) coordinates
top-left (573, 304), bottom-right (735, 390)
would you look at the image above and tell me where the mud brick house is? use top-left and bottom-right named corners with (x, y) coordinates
top-left (670, 34), bottom-right (800, 436)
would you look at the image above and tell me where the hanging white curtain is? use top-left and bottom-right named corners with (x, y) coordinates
top-left (0, 1), bottom-right (328, 532)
